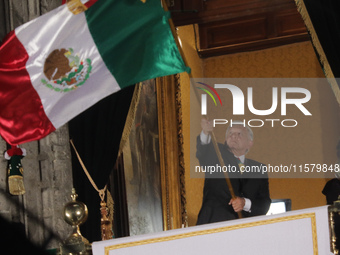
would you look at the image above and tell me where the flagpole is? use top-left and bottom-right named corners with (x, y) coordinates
top-left (161, 0), bottom-right (242, 219)
top-left (161, 0), bottom-right (190, 71)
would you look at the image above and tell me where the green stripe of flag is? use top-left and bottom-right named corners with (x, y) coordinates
top-left (85, 0), bottom-right (188, 88)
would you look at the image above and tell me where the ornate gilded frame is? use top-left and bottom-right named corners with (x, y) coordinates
top-left (117, 75), bottom-right (187, 234)
top-left (156, 75), bottom-right (187, 230)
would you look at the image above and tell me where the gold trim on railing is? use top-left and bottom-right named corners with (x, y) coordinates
top-left (104, 213), bottom-right (318, 255)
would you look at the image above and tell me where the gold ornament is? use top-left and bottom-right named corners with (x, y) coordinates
top-left (5, 146), bottom-right (26, 196)
top-left (100, 200), bottom-right (114, 240)
top-left (60, 188), bottom-right (91, 255)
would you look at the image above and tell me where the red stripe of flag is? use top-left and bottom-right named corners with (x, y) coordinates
top-left (0, 31), bottom-right (55, 145)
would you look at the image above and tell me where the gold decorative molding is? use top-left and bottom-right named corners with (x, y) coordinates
top-left (157, 75), bottom-right (187, 230)
top-left (174, 74), bottom-right (188, 227)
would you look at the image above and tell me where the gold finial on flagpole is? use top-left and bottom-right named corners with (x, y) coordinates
top-left (67, 0), bottom-right (88, 15)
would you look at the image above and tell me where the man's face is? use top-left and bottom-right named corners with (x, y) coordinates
top-left (226, 125), bottom-right (253, 156)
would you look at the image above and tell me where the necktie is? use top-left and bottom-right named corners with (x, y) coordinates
top-left (237, 157), bottom-right (245, 174)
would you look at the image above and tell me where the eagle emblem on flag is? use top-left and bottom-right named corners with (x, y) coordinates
top-left (41, 48), bottom-right (92, 92)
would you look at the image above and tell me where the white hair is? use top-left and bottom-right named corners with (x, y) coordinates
top-left (225, 121), bottom-right (254, 141)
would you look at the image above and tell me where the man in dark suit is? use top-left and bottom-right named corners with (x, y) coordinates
top-left (196, 119), bottom-right (271, 225)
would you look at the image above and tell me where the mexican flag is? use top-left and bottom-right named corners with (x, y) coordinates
top-left (0, 0), bottom-right (189, 145)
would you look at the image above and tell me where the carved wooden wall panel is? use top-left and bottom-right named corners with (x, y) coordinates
top-left (169, 0), bottom-right (309, 57)
top-left (199, 15), bottom-right (268, 49)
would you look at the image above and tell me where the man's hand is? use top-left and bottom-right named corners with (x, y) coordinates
top-left (201, 118), bottom-right (213, 135)
top-left (229, 197), bottom-right (245, 212)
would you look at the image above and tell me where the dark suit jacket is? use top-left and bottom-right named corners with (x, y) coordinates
top-left (196, 136), bottom-right (271, 225)
top-left (322, 178), bottom-right (340, 249)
